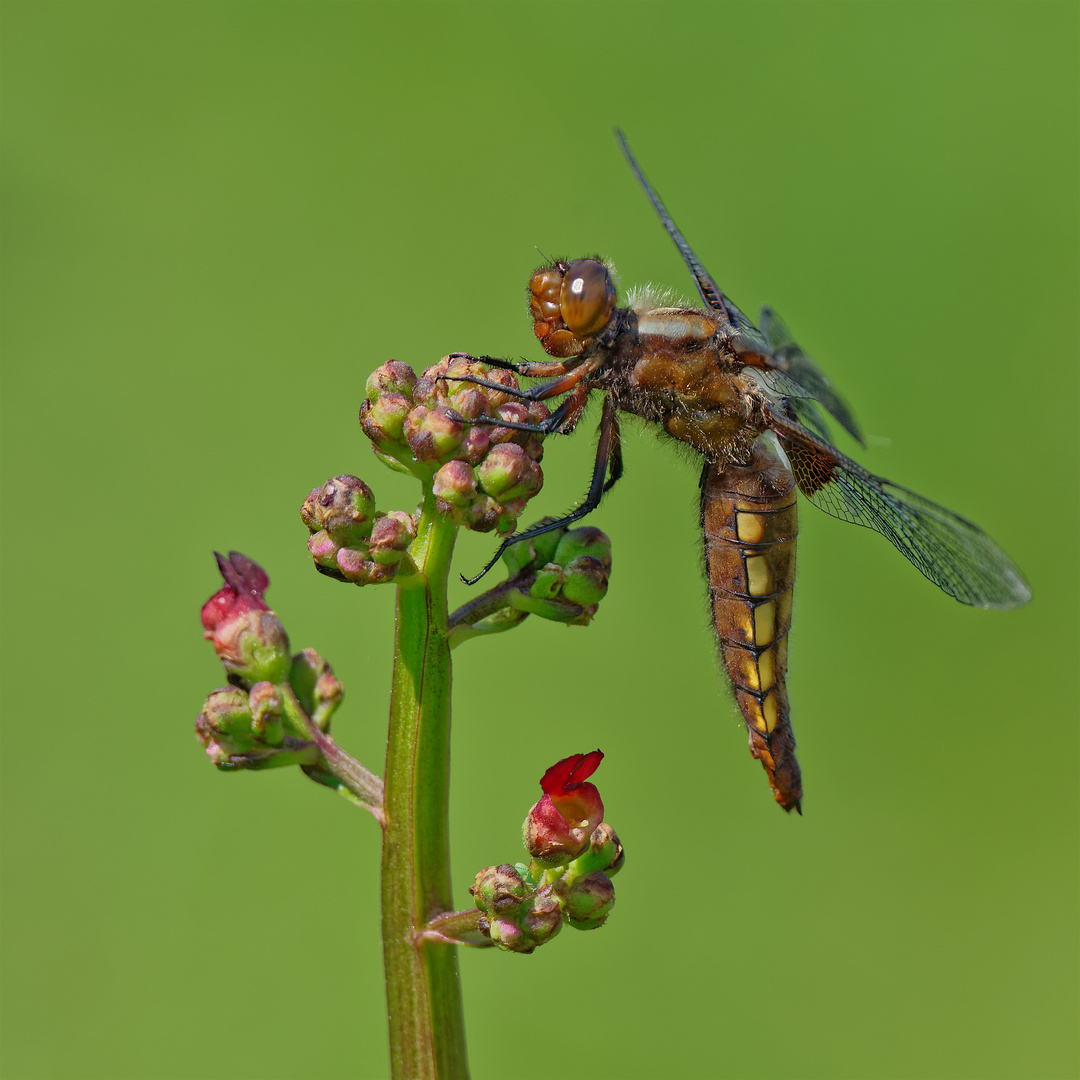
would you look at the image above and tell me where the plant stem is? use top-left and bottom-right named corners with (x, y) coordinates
top-left (382, 488), bottom-right (468, 1080)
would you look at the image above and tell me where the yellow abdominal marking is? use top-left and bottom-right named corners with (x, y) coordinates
top-left (745, 555), bottom-right (771, 595)
top-left (754, 601), bottom-right (775, 646)
top-left (762, 691), bottom-right (778, 733)
top-left (757, 647), bottom-right (775, 690)
top-left (736, 512), bottom-right (766, 543)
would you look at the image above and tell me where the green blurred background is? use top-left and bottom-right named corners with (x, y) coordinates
top-left (2, 3), bottom-right (1076, 1078)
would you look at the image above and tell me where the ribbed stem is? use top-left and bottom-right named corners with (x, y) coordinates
top-left (381, 489), bottom-right (468, 1079)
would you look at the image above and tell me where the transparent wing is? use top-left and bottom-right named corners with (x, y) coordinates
top-left (759, 306), bottom-right (864, 446)
top-left (615, 128), bottom-right (769, 351)
top-left (765, 404), bottom-right (1031, 609)
top-left (617, 130), bottom-right (865, 444)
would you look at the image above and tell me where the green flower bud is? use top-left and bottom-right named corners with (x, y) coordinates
top-left (335, 546), bottom-right (399, 585)
top-left (432, 460), bottom-right (478, 509)
top-left (529, 564), bottom-right (566, 599)
top-left (288, 649), bottom-right (342, 732)
top-left (195, 686), bottom-right (320, 772)
top-left (404, 405), bottom-right (466, 462)
top-left (365, 359), bottom-right (418, 400)
top-left (469, 864), bottom-right (563, 954)
top-left (500, 519), bottom-right (567, 575)
top-left (247, 681), bottom-right (285, 746)
top-left (570, 823), bottom-right (624, 878)
top-left (477, 443), bottom-right (542, 501)
top-left (556, 870), bottom-right (615, 930)
top-left (217, 608), bottom-right (291, 686)
top-left (554, 526), bottom-right (612, 569)
top-left (196, 687), bottom-right (255, 761)
top-left (368, 511), bottom-right (417, 566)
top-left (311, 671), bottom-right (343, 731)
top-left (360, 392), bottom-right (413, 448)
top-left (301, 475), bottom-right (376, 547)
top-left (446, 385), bottom-right (487, 420)
top-left (521, 885), bottom-right (563, 947)
top-left (471, 864), bottom-right (529, 913)
top-left (559, 555), bottom-right (609, 606)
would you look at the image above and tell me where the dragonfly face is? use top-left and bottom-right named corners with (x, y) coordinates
top-left (460, 131), bottom-right (1031, 812)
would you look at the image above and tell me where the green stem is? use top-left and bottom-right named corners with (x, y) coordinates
top-left (382, 488), bottom-right (469, 1080)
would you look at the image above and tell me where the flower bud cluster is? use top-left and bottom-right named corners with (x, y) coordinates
top-left (469, 864), bottom-right (563, 954)
top-left (448, 524), bottom-right (614, 647)
top-left (196, 678), bottom-right (319, 772)
top-left (301, 475), bottom-right (418, 585)
top-left (505, 523), bottom-right (612, 623)
top-left (550, 823), bottom-right (624, 931)
top-left (197, 553), bottom-right (344, 772)
top-left (470, 752), bottom-right (623, 951)
top-left (359, 355), bottom-right (548, 535)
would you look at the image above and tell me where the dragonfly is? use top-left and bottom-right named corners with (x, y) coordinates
top-left (456, 129), bottom-right (1030, 812)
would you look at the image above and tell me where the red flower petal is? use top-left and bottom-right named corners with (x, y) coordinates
top-left (539, 749), bottom-right (603, 796)
top-left (200, 552), bottom-right (271, 635)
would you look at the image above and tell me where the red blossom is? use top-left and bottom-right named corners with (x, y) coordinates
top-left (201, 551), bottom-right (271, 638)
top-left (524, 750), bottom-right (605, 862)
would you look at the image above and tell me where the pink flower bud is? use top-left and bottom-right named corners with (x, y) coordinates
top-left (200, 553), bottom-right (290, 686)
top-left (365, 360), bottom-right (417, 400)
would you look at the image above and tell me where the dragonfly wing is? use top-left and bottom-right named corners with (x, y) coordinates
top-left (615, 129), bottom-right (768, 347)
top-left (759, 306), bottom-right (865, 447)
top-left (764, 403), bottom-right (1031, 609)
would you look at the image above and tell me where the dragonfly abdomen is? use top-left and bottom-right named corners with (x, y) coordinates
top-left (700, 443), bottom-right (802, 812)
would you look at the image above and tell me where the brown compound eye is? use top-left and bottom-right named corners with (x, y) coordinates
top-left (559, 259), bottom-right (616, 337)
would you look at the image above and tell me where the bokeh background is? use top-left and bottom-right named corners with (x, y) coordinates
top-left (2, 3), bottom-right (1076, 1078)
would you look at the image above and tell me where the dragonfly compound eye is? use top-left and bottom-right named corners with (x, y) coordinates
top-left (559, 259), bottom-right (616, 338)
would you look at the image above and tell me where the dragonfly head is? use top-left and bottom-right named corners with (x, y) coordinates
top-left (528, 258), bottom-right (616, 357)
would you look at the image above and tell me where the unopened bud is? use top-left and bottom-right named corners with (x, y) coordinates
top-left (521, 885), bottom-right (563, 947)
top-left (573, 822), bottom-right (624, 878)
top-left (433, 460), bottom-right (478, 509)
top-left (555, 526), bottom-right (612, 569)
top-left (289, 649), bottom-right (342, 732)
top-left (247, 681), bottom-right (285, 745)
top-left (195, 686), bottom-right (319, 772)
top-left (477, 443), bottom-right (542, 501)
top-left (366, 360), bottom-right (418, 400)
top-left (404, 405), bottom-right (466, 462)
top-left (559, 556), bottom-right (609, 606)
top-left (557, 870), bottom-right (615, 930)
top-left (301, 475), bottom-right (376, 547)
top-left (469, 865), bottom-right (564, 953)
top-left (196, 687), bottom-right (255, 762)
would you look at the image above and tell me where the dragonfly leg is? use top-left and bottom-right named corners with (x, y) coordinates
top-left (443, 357), bottom-right (595, 404)
top-left (603, 411), bottom-right (623, 493)
top-left (461, 394), bottom-right (617, 585)
top-left (462, 353), bottom-right (580, 378)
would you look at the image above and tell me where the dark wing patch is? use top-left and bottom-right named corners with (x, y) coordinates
top-left (765, 404), bottom-right (1031, 609)
top-left (759, 306), bottom-right (865, 447)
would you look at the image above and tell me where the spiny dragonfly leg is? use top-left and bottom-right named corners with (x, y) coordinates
top-left (462, 395), bottom-right (618, 586)
top-left (459, 353), bottom-right (576, 378)
top-left (603, 414), bottom-right (623, 493)
top-left (459, 382), bottom-right (590, 437)
top-left (442, 356), bottom-right (593, 403)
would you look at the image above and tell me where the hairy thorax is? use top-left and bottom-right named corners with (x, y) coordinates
top-left (602, 305), bottom-right (764, 465)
